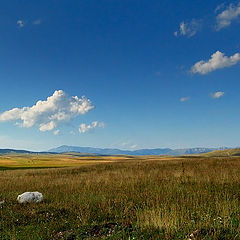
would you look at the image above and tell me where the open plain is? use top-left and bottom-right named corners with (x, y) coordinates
top-left (1, 153), bottom-right (240, 239)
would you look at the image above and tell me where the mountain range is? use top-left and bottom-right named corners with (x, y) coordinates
top-left (48, 145), bottom-right (229, 156)
top-left (0, 145), bottom-right (231, 156)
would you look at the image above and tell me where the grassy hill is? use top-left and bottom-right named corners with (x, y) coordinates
top-left (201, 148), bottom-right (240, 157)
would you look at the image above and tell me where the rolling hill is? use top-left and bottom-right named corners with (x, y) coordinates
top-left (201, 148), bottom-right (240, 157)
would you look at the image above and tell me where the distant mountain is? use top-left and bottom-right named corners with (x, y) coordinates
top-left (48, 145), bottom-right (229, 156)
top-left (0, 149), bottom-right (32, 154)
top-left (0, 149), bottom-right (52, 155)
top-left (0, 146), bottom-right (230, 156)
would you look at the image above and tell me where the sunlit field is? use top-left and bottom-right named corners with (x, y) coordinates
top-left (0, 153), bottom-right (135, 169)
top-left (1, 154), bottom-right (240, 239)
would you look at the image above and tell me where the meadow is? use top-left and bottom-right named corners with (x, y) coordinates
top-left (1, 154), bottom-right (240, 239)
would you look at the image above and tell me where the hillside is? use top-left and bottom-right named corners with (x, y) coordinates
top-left (201, 148), bottom-right (240, 157)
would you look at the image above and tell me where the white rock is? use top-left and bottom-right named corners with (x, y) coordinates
top-left (0, 200), bottom-right (5, 205)
top-left (17, 192), bottom-right (43, 203)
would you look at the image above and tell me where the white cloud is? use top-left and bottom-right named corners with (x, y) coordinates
top-left (180, 97), bottom-right (190, 102)
top-left (211, 91), bottom-right (225, 99)
top-left (116, 141), bottom-right (138, 150)
top-left (40, 121), bottom-right (56, 132)
top-left (175, 19), bottom-right (201, 37)
top-left (215, 3), bottom-right (225, 13)
top-left (130, 144), bottom-right (138, 149)
top-left (17, 20), bottom-right (24, 28)
top-left (33, 19), bottom-right (42, 25)
top-left (0, 90), bottom-right (94, 132)
top-left (79, 121), bottom-right (105, 133)
top-left (191, 51), bottom-right (240, 74)
top-left (216, 2), bottom-right (240, 30)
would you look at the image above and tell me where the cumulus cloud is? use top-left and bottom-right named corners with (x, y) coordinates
top-left (216, 2), bottom-right (240, 30)
top-left (0, 90), bottom-right (94, 132)
top-left (17, 20), bottom-right (24, 28)
top-left (211, 91), bottom-right (225, 99)
top-left (79, 121), bottom-right (105, 133)
top-left (180, 97), bottom-right (190, 102)
top-left (191, 51), bottom-right (240, 74)
top-left (175, 19), bottom-right (201, 37)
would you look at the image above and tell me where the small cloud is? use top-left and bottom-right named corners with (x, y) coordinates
top-left (40, 121), bottom-right (56, 132)
top-left (54, 129), bottom-right (60, 135)
top-left (33, 19), bottom-right (42, 25)
top-left (180, 97), bottom-right (190, 102)
top-left (17, 20), bottom-right (24, 28)
top-left (211, 91), bottom-right (225, 99)
top-left (215, 3), bottom-right (225, 13)
top-left (0, 90), bottom-right (94, 132)
top-left (79, 121), bottom-right (105, 133)
top-left (175, 19), bottom-right (202, 37)
top-left (216, 2), bottom-right (240, 30)
top-left (191, 51), bottom-right (240, 74)
top-left (118, 141), bottom-right (138, 150)
top-left (119, 141), bottom-right (129, 147)
top-left (130, 144), bottom-right (138, 149)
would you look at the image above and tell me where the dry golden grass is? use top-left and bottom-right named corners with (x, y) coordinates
top-left (0, 153), bottom-right (129, 169)
top-left (0, 155), bottom-right (240, 239)
top-left (200, 148), bottom-right (240, 157)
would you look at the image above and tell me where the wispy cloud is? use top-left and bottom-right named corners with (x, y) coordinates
top-left (173, 31), bottom-right (178, 37)
top-left (17, 20), bottom-right (24, 28)
top-left (180, 97), bottom-right (190, 102)
top-left (53, 129), bottom-right (60, 135)
top-left (216, 2), bottom-right (240, 30)
top-left (215, 3), bottom-right (226, 13)
top-left (0, 90), bottom-right (94, 132)
top-left (79, 121), bottom-right (105, 133)
top-left (191, 51), bottom-right (240, 74)
top-left (175, 19), bottom-right (201, 37)
top-left (33, 19), bottom-right (42, 25)
top-left (211, 91), bottom-right (225, 99)
top-left (129, 144), bottom-right (138, 149)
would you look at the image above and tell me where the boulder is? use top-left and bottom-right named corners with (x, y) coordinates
top-left (17, 192), bottom-right (43, 203)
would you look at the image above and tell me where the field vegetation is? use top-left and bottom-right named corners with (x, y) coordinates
top-left (0, 153), bottom-right (133, 169)
top-left (0, 154), bottom-right (240, 239)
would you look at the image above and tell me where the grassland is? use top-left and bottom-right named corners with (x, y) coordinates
top-left (0, 153), bottom-right (115, 169)
top-left (1, 154), bottom-right (240, 239)
top-left (201, 148), bottom-right (240, 157)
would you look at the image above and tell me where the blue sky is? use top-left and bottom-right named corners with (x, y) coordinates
top-left (0, 0), bottom-right (240, 151)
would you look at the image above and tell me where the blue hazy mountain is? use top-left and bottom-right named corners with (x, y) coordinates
top-left (48, 145), bottom-right (228, 156)
top-left (0, 149), bottom-right (32, 154)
